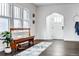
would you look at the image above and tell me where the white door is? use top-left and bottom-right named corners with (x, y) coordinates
top-left (46, 13), bottom-right (64, 39)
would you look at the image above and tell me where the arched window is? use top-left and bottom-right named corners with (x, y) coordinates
top-left (47, 13), bottom-right (64, 25)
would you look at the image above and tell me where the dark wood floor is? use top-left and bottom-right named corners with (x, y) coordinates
top-left (40, 39), bottom-right (79, 56)
top-left (40, 39), bottom-right (64, 56)
top-left (64, 40), bottom-right (79, 56)
top-left (1, 39), bottom-right (79, 56)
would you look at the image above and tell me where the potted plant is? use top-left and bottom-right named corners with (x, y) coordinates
top-left (1, 31), bottom-right (12, 53)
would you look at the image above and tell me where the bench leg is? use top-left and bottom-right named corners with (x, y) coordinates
top-left (32, 40), bottom-right (34, 45)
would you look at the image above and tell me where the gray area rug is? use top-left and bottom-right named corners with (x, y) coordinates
top-left (14, 42), bottom-right (52, 56)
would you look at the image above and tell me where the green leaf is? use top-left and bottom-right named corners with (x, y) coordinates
top-left (1, 31), bottom-right (12, 47)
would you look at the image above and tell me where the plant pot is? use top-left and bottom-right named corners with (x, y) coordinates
top-left (4, 47), bottom-right (12, 53)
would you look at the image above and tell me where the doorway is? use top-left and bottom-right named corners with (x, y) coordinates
top-left (46, 13), bottom-right (64, 39)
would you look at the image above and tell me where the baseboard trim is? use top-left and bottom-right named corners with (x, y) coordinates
top-left (35, 39), bottom-right (53, 40)
top-left (64, 40), bottom-right (79, 42)
top-left (35, 39), bottom-right (64, 41)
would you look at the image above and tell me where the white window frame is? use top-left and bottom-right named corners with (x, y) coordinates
top-left (0, 3), bottom-right (11, 32)
top-left (0, 3), bottom-right (31, 32)
top-left (22, 8), bottom-right (30, 28)
top-left (13, 5), bottom-right (22, 28)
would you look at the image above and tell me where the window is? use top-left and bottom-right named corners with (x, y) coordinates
top-left (0, 3), bottom-right (9, 16)
top-left (14, 6), bottom-right (21, 18)
top-left (14, 19), bottom-right (21, 28)
top-left (0, 3), bottom-right (31, 33)
top-left (23, 9), bottom-right (30, 28)
top-left (13, 6), bottom-right (22, 28)
top-left (23, 9), bottom-right (29, 20)
top-left (52, 13), bottom-right (64, 23)
top-left (23, 21), bottom-right (29, 28)
top-left (0, 18), bottom-right (9, 33)
top-left (0, 3), bottom-right (10, 33)
top-left (13, 6), bottom-right (30, 28)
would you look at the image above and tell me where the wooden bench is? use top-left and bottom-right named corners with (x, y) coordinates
top-left (10, 36), bottom-right (34, 50)
top-left (10, 28), bottom-right (34, 50)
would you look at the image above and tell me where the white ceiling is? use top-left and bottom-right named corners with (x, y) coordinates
top-left (33, 3), bottom-right (55, 7)
top-left (33, 3), bottom-right (78, 7)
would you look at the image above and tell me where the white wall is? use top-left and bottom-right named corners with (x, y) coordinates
top-left (36, 4), bottom-right (65, 40)
top-left (36, 3), bottom-right (79, 41)
top-left (64, 4), bottom-right (79, 41)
